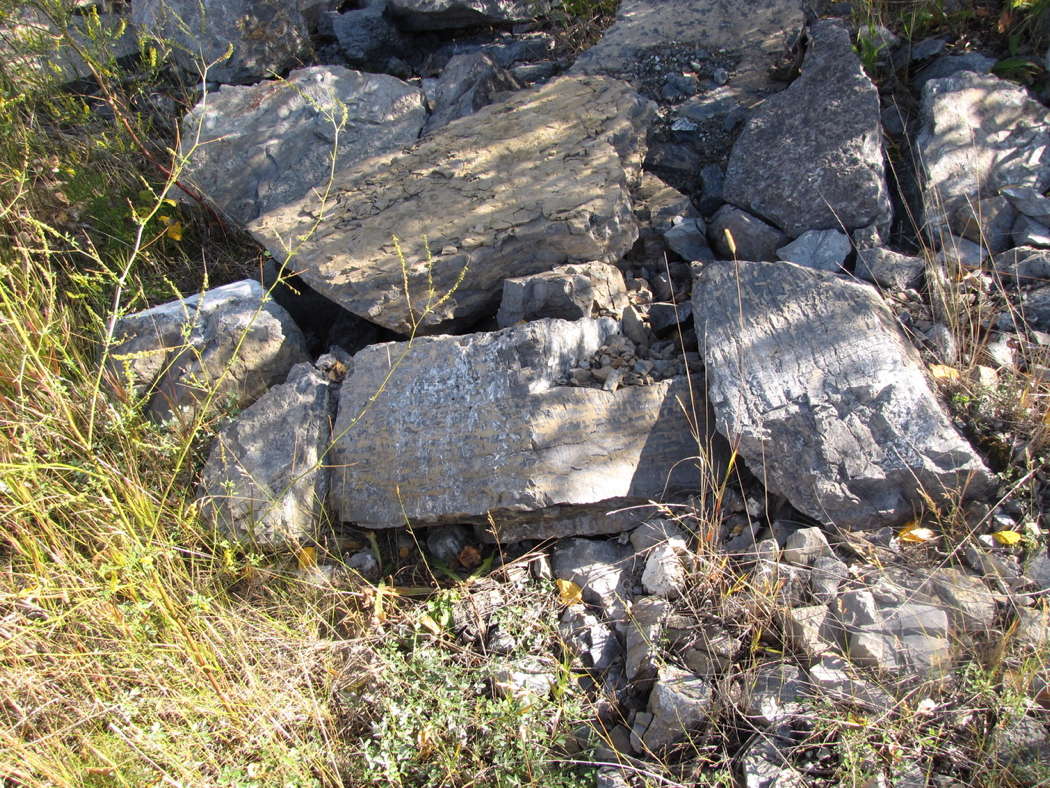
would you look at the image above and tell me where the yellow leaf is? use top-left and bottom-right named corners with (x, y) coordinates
top-left (296, 546), bottom-right (317, 569)
top-left (900, 523), bottom-right (937, 543)
top-left (165, 220), bottom-right (184, 241)
top-left (555, 578), bottom-right (583, 606)
top-left (929, 364), bottom-right (960, 381)
top-left (417, 613), bottom-right (442, 635)
top-left (993, 530), bottom-right (1023, 546)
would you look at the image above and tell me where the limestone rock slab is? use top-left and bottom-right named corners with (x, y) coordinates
top-left (132, 0), bottom-right (310, 85)
top-left (329, 318), bottom-right (708, 536)
top-left (198, 363), bottom-right (333, 547)
top-left (570, 0), bottom-right (805, 99)
top-left (723, 20), bottom-right (891, 238)
top-left (179, 66), bottom-right (426, 225)
top-left (693, 260), bottom-right (993, 529)
top-left (106, 280), bottom-right (308, 425)
top-left (918, 70), bottom-right (1050, 243)
top-left (249, 75), bottom-right (654, 335)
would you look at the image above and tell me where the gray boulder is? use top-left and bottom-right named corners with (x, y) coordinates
top-left (132, 0), bottom-right (309, 85)
top-left (723, 20), bottom-right (891, 238)
top-left (854, 247), bottom-right (925, 290)
top-left (423, 52), bottom-right (519, 134)
top-left (106, 280), bottom-right (308, 425)
top-left (708, 205), bottom-right (788, 262)
top-left (197, 363), bottom-right (332, 547)
top-left (330, 1), bottom-right (405, 71)
top-left (570, 0), bottom-right (805, 100)
top-left (917, 70), bottom-right (1050, 244)
top-left (328, 318), bottom-right (715, 537)
top-left (249, 75), bottom-right (654, 335)
top-left (912, 52), bottom-right (995, 92)
top-left (178, 66), bottom-right (426, 226)
top-left (496, 262), bottom-right (629, 327)
top-left (776, 229), bottom-right (851, 273)
top-left (388, 0), bottom-right (543, 30)
top-left (693, 260), bottom-right (994, 530)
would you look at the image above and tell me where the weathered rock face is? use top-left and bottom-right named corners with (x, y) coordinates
top-left (249, 76), bottom-right (654, 336)
top-left (570, 0), bottom-right (805, 99)
top-left (198, 363), bottom-right (333, 547)
top-left (496, 262), bottom-right (629, 327)
top-left (132, 0), bottom-right (310, 85)
top-left (693, 260), bottom-right (993, 529)
top-left (329, 318), bottom-right (710, 536)
top-left (106, 280), bottom-right (308, 425)
top-left (388, 0), bottom-right (542, 30)
top-left (723, 20), bottom-right (891, 238)
top-left (178, 66), bottom-right (426, 225)
top-left (917, 70), bottom-right (1050, 244)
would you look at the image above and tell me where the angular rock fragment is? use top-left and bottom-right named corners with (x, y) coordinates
top-left (570, 0), bottom-right (805, 100)
top-left (949, 195), bottom-right (1016, 254)
top-left (388, 0), bottom-right (542, 30)
top-left (249, 76), bottom-right (654, 335)
top-left (178, 66), bottom-right (426, 225)
top-left (329, 318), bottom-right (714, 538)
top-left (776, 229), bottom-right (850, 273)
top-left (625, 596), bottom-right (670, 681)
top-left (106, 280), bottom-right (308, 425)
top-left (723, 20), bottom-right (891, 238)
top-left (423, 52), bottom-right (519, 134)
top-left (782, 527), bottom-right (834, 567)
top-left (560, 606), bottom-right (622, 671)
top-left (198, 363), bottom-right (333, 547)
top-left (917, 70), bottom-right (1050, 243)
top-left (132, 0), bottom-right (310, 85)
top-left (744, 663), bottom-right (804, 726)
top-left (709, 205), bottom-right (787, 262)
top-left (641, 665), bottom-right (713, 752)
top-left (552, 538), bottom-right (634, 622)
top-left (694, 260), bottom-right (994, 529)
top-left (496, 262), bottom-right (629, 327)
top-left (854, 247), bottom-right (925, 291)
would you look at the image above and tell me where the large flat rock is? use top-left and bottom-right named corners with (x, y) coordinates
top-left (179, 66), bottom-right (426, 225)
top-left (723, 20), bottom-right (891, 238)
top-left (570, 0), bottom-right (805, 99)
top-left (248, 75), bottom-right (654, 335)
top-left (329, 318), bottom-right (710, 537)
top-left (917, 70), bottom-right (1050, 244)
top-left (693, 260), bottom-right (994, 529)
